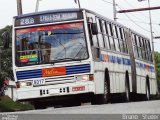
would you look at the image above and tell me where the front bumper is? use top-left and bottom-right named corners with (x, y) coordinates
top-left (16, 81), bottom-right (95, 101)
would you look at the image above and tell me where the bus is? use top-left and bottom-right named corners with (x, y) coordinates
top-left (2, 8), bottom-right (157, 108)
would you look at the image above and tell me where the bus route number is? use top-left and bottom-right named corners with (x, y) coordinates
top-left (33, 79), bottom-right (45, 86)
top-left (20, 17), bottom-right (34, 25)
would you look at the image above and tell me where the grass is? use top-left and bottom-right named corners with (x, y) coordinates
top-left (0, 96), bottom-right (34, 112)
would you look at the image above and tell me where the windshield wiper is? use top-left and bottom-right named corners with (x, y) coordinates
top-left (50, 58), bottom-right (82, 64)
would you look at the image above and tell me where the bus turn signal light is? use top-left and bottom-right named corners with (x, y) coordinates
top-left (89, 75), bottom-right (94, 81)
top-left (16, 82), bottom-right (20, 88)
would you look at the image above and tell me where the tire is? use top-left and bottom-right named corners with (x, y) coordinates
top-left (125, 82), bottom-right (130, 102)
top-left (125, 72), bottom-right (130, 102)
top-left (145, 84), bottom-right (150, 100)
top-left (91, 74), bottom-right (110, 105)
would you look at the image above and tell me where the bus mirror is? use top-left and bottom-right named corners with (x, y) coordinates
top-left (91, 23), bottom-right (98, 35)
top-left (1, 31), bottom-right (10, 49)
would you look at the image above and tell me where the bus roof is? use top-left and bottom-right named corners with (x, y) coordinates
top-left (14, 8), bottom-right (82, 19)
top-left (13, 8), bottom-right (150, 40)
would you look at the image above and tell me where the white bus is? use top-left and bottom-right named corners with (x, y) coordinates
top-left (2, 8), bottom-right (157, 108)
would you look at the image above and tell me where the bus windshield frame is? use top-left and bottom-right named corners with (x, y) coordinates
top-left (15, 22), bottom-right (89, 67)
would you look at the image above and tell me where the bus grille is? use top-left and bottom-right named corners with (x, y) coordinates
top-left (45, 76), bottom-right (75, 85)
top-left (16, 64), bottom-right (90, 80)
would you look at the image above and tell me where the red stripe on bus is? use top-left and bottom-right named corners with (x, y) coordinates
top-left (16, 22), bottom-right (83, 35)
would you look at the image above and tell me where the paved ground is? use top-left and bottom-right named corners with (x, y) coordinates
top-left (1, 100), bottom-right (160, 120)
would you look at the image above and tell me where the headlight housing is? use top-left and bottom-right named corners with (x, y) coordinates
top-left (76, 74), bottom-right (94, 81)
top-left (16, 81), bottom-right (32, 88)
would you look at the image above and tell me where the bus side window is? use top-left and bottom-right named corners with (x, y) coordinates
top-left (141, 38), bottom-right (146, 60)
top-left (119, 28), bottom-right (125, 53)
top-left (147, 40), bottom-right (153, 62)
top-left (138, 36), bottom-right (143, 59)
top-left (136, 35), bottom-right (141, 59)
top-left (113, 25), bottom-right (120, 52)
top-left (87, 17), bottom-right (100, 59)
top-left (87, 17), bottom-right (99, 47)
top-left (104, 22), bottom-right (111, 50)
top-left (96, 18), bottom-right (105, 48)
top-left (133, 34), bottom-right (138, 58)
top-left (108, 23), bottom-right (116, 51)
top-left (101, 20), bottom-right (107, 48)
top-left (122, 29), bottom-right (128, 54)
top-left (144, 40), bottom-right (149, 61)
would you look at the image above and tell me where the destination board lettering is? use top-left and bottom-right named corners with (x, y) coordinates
top-left (40, 13), bottom-right (77, 23)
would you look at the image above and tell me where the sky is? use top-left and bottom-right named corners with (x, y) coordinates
top-left (0, 0), bottom-right (160, 52)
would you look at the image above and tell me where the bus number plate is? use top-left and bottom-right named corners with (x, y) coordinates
top-left (33, 79), bottom-right (45, 86)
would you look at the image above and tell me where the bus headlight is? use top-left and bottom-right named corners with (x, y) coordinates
top-left (20, 82), bottom-right (27, 87)
top-left (76, 75), bottom-right (94, 81)
top-left (18, 81), bottom-right (32, 88)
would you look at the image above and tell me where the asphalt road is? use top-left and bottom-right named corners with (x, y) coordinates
top-left (13, 100), bottom-right (160, 114)
top-left (1, 100), bottom-right (160, 120)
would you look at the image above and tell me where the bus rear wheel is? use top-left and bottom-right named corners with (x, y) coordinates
top-left (124, 71), bottom-right (130, 102)
top-left (125, 82), bottom-right (130, 102)
top-left (145, 84), bottom-right (150, 100)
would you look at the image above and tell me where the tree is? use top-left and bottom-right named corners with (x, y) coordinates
top-left (155, 52), bottom-right (160, 91)
top-left (0, 25), bottom-right (12, 88)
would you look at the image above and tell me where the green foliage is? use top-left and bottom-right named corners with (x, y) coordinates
top-left (0, 25), bottom-right (12, 88)
top-left (0, 96), bottom-right (34, 112)
top-left (155, 52), bottom-right (160, 91)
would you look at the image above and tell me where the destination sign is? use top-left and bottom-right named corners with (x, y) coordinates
top-left (40, 13), bottom-right (77, 23)
top-left (15, 12), bottom-right (83, 27)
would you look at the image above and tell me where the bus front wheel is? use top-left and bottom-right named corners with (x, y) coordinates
top-left (91, 80), bottom-right (110, 105)
top-left (91, 69), bottom-right (110, 105)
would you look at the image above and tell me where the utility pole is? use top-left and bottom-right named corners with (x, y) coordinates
top-left (17, 0), bottom-right (23, 15)
top-left (74, 0), bottom-right (81, 9)
top-left (113, 0), bottom-right (117, 21)
top-left (35, 0), bottom-right (40, 12)
top-left (77, 0), bottom-right (81, 9)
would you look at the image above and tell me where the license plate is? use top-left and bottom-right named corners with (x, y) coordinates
top-left (49, 89), bottom-right (60, 94)
top-left (33, 79), bottom-right (45, 86)
top-left (72, 86), bottom-right (85, 92)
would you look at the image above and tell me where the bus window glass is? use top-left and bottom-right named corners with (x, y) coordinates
top-left (119, 28), bottom-right (123, 40)
top-left (15, 22), bottom-right (88, 66)
top-left (134, 46), bottom-right (138, 58)
top-left (117, 27), bottom-right (121, 39)
top-left (132, 34), bottom-right (136, 45)
top-left (136, 36), bottom-right (140, 47)
top-left (119, 40), bottom-right (125, 53)
top-left (92, 35), bottom-right (99, 47)
top-left (109, 24), bottom-right (113, 36)
top-left (96, 18), bottom-right (105, 48)
top-left (109, 37), bottom-right (115, 50)
top-left (104, 35), bottom-right (110, 49)
top-left (138, 47), bottom-right (142, 59)
top-left (114, 38), bottom-right (120, 52)
top-left (113, 25), bottom-right (118, 38)
top-left (121, 29), bottom-right (125, 40)
top-left (102, 21), bottom-right (107, 34)
top-left (141, 38), bottom-right (146, 60)
top-left (99, 19), bottom-right (103, 33)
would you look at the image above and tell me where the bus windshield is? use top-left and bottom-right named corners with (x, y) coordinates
top-left (15, 22), bottom-right (88, 66)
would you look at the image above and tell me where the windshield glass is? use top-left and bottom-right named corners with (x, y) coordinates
top-left (15, 22), bottom-right (88, 66)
